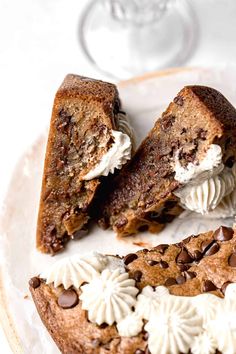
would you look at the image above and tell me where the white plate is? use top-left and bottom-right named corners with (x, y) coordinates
top-left (0, 67), bottom-right (235, 354)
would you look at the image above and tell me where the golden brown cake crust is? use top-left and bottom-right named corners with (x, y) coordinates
top-left (97, 86), bottom-right (236, 237)
top-left (30, 226), bottom-right (236, 354)
top-left (37, 74), bottom-right (121, 254)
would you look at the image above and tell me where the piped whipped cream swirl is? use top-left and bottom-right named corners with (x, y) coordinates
top-left (41, 252), bottom-right (107, 289)
top-left (116, 111), bottom-right (135, 146)
top-left (80, 268), bottom-right (138, 325)
top-left (83, 129), bottom-right (132, 180)
top-left (173, 144), bottom-right (236, 216)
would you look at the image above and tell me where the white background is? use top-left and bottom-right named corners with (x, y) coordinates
top-left (1, 0), bottom-right (236, 352)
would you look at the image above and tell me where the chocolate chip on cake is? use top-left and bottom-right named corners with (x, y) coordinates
top-left (191, 250), bottom-right (202, 261)
top-left (184, 271), bottom-right (196, 280)
top-left (124, 253), bottom-right (138, 265)
top-left (159, 260), bottom-right (169, 269)
top-left (228, 252), bottom-right (236, 267)
top-left (204, 242), bottom-right (220, 257)
top-left (147, 260), bottom-right (158, 266)
top-left (221, 281), bottom-right (232, 295)
top-left (29, 277), bottom-right (41, 289)
top-left (154, 244), bottom-right (169, 254)
top-left (201, 239), bottom-right (215, 253)
top-left (165, 277), bottom-right (177, 286)
top-left (178, 264), bottom-right (190, 272)
top-left (138, 225), bottom-right (149, 232)
top-left (213, 226), bottom-right (234, 242)
top-left (176, 275), bottom-right (186, 284)
top-left (133, 270), bottom-right (142, 282)
top-left (58, 289), bottom-right (78, 309)
top-left (176, 248), bottom-right (193, 264)
top-left (203, 280), bottom-right (217, 292)
top-left (99, 323), bottom-right (108, 329)
top-left (174, 95), bottom-right (184, 106)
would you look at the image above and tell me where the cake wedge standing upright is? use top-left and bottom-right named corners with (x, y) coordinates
top-left (98, 86), bottom-right (236, 236)
top-left (37, 74), bottom-right (133, 254)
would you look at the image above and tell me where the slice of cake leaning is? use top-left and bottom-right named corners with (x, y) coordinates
top-left (30, 226), bottom-right (236, 354)
top-left (37, 74), bottom-right (134, 254)
top-left (97, 86), bottom-right (236, 237)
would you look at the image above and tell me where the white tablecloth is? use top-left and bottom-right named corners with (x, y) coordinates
top-left (1, 0), bottom-right (236, 352)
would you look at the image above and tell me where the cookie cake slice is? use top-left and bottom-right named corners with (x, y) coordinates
top-left (37, 74), bottom-right (133, 254)
top-left (98, 86), bottom-right (236, 237)
top-left (30, 225), bottom-right (236, 353)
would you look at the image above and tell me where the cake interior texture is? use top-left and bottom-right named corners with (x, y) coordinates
top-left (97, 86), bottom-right (236, 237)
top-left (37, 74), bottom-right (124, 254)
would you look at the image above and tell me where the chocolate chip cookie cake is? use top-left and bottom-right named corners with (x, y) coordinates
top-left (37, 74), bottom-right (133, 254)
top-left (98, 86), bottom-right (236, 237)
top-left (30, 226), bottom-right (236, 354)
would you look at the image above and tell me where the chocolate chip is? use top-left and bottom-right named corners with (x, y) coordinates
top-left (174, 95), bottom-right (184, 106)
top-left (138, 224), bottom-right (149, 232)
top-left (228, 252), bottom-right (236, 267)
top-left (124, 253), bottom-right (138, 265)
top-left (99, 323), bottom-right (108, 329)
top-left (147, 211), bottom-right (162, 221)
top-left (161, 114), bottom-right (175, 130)
top-left (135, 350), bottom-right (145, 354)
top-left (165, 277), bottom-right (177, 286)
top-left (71, 228), bottom-right (88, 240)
top-left (176, 248), bottom-right (193, 264)
top-left (142, 249), bottom-right (149, 253)
top-left (92, 339), bottom-right (100, 348)
top-left (204, 242), bottom-right (220, 257)
top-left (184, 271), bottom-right (197, 280)
top-left (29, 277), bottom-right (41, 289)
top-left (163, 200), bottom-right (177, 210)
top-left (196, 128), bottom-right (207, 140)
top-left (133, 270), bottom-right (142, 282)
top-left (225, 156), bottom-right (235, 168)
top-left (154, 244), bottom-right (169, 254)
top-left (176, 275), bottom-right (186, 284)
top-left (159, 260), bottom-right (169, 269)
top-left (147, 260), bottom-right (158, 266)
top-left (203, 280), bottom-right (217, 292)
top-left (213, 226), bottom-right (234, 242)
top-left (178, 264), bottom-right (190, 272)
top-left (201, 239), bottom-right (215, 253)
top-left (58, 289), bottom-right (78, 309)
top-left (221, 281), bottom-right (232, 295)
top-left (191, 250), bottom-right (202, 261)
top-left (143, 332), bottom-right (149, 340)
